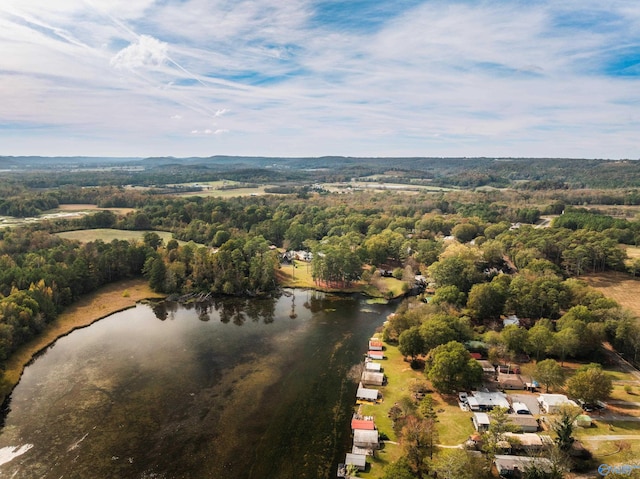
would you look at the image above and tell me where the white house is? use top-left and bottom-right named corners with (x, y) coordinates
top-left (538, 394), bottom-right (578, 414)
top-left (467, 391), bottom-right (510, 411)
top-left (472, 412), bottom-right (491, 432)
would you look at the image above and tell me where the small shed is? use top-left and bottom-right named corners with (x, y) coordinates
top-left (368, 339), bottom-right (384, 351)
top-left (354, 429), bottom-right (380, 450)
top-left (575, 414), bottom-right (592, 427)
top-left (364, 361), bottom-right (382, 372)
top-left (356, 384), bottom-right (380, 402)
top-left (367, 351), bottom-right (384, 360)
top-left (472, 412), bottom-right (491, 432)
top-left (503, 315), bottom-right (520, 327)
top-left (478, 360), bottom-right (496, 376)
top-left (361, 371), bottom-right (385, 387)
top-left (345, 453), bottom-right (367, 471)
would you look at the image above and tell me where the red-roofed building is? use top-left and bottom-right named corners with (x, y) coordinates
top-left (368, 339), bottom-right (383, 351)
top-left (470, 352), bottom-right (483, 360)
top-left (368, 351), bottom-right (384, 360)
top-left (351, 418), bottom-right (375, 431)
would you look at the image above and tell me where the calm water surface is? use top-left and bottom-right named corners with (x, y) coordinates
top-left (0, 290), bottom-right (394, 479)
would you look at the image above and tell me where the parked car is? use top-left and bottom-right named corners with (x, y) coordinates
top-left (458, 392), bottom-right (469, 403)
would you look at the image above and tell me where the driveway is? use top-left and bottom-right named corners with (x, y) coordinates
top-left (507, 393), bottom-right (541, 415)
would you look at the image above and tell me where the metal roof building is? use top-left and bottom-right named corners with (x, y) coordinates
top-left (351, 418), bottom-right (375, 431)
top-left (361, 371), bottom-right (384, 386)
top-left (353, 429), bottom-right (380, 450)
top-left (345, 453), bottom-right (367, 471)
top-left (356, 384), bottom-right (379, 402)
top-left (364, 361), bottom-right (382, 372)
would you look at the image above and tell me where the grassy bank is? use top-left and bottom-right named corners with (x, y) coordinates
top-left (277, 260), bottom-right (408, 298)
top-left (357, 341), bottom-right (474, 478)
top-left (0, 278), bottom-right (164, 403)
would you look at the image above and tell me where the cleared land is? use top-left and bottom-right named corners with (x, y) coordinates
top-left (583, 272), bottom-right (640, 318)
top-left (169, 180), bottom-right (274, 197)
top-left (56, 204), bottom-right (136, 215)
top-left (56, 228), bottom-right (179, 244)
top-left (276, 261), bottom-right (406, 298)
top-left (0, 204), bottom-right (135, 229)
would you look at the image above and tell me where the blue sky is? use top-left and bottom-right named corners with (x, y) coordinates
top-left (0, 0), bottom-right (639, 158)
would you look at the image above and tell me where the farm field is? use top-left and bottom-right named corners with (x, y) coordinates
top-left (625, 245), bottom-right (640, 261)
top-left (168, 180), bottom-right (275, 197)
top-left (583, 271), bottom-right (640, 318)
top-left (0, 204), bottom-right (136, 229)
top-left (56, 204), bottom-right (136, 215)
top-left (56, 228), bottom-right (180, 245)
top-left (321, 180), bottom-right (454, 194)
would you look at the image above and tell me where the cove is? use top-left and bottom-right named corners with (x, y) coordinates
top-left (0, 290), bottom-right (395, 479)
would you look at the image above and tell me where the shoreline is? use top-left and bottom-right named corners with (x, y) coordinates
top-left (0, 278), bottom-right (165, 404)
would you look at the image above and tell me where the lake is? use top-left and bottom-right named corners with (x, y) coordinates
top-left (0, 290), bottom-right (395, 479)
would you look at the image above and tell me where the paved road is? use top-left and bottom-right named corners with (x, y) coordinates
top-left (602, 342), bottom-right (640, 382)
top-left (581, 435), bottom-right (640, 441)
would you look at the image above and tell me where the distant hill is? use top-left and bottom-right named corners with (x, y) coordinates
top-left (1, 155), bottom-right (639, 189)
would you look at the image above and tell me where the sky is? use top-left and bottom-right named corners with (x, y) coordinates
top-left (0, 0), bottom-right (639, 159)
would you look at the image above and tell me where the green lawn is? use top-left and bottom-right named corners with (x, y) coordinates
top-left (611, 384), bottom-right (640, 403)
top-left (356, 341), bottom-right (474, 478)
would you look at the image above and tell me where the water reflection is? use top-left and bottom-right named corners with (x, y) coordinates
top-left (0, 291), bottom-right (395, 479)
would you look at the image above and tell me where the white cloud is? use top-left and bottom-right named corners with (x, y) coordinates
top-left (110, 35), bottom-right (168, 69)
top-left (1, 0), bottom-right (639, 158)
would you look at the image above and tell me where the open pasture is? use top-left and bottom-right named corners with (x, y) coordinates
top-left (583, 272), bottom-right (640, 318)
top-left (56, 229), bottom-right (179, 245)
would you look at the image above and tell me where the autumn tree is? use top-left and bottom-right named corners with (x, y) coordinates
top-left (533, 359), bottom-right (565, 393)
top-left (401, 416), bottom-right (439, 477)
top-left (566, 364), bottom-right (613, 405)
top-left (426, 341), bottom-right (483, 394)
top-left (398, 327), bottom-right (425, 362)
top-left (525, 319), bottom-right (554, 362)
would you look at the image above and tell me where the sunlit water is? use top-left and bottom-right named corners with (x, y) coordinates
top-left (0, 290), bottom-right (394, 479)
